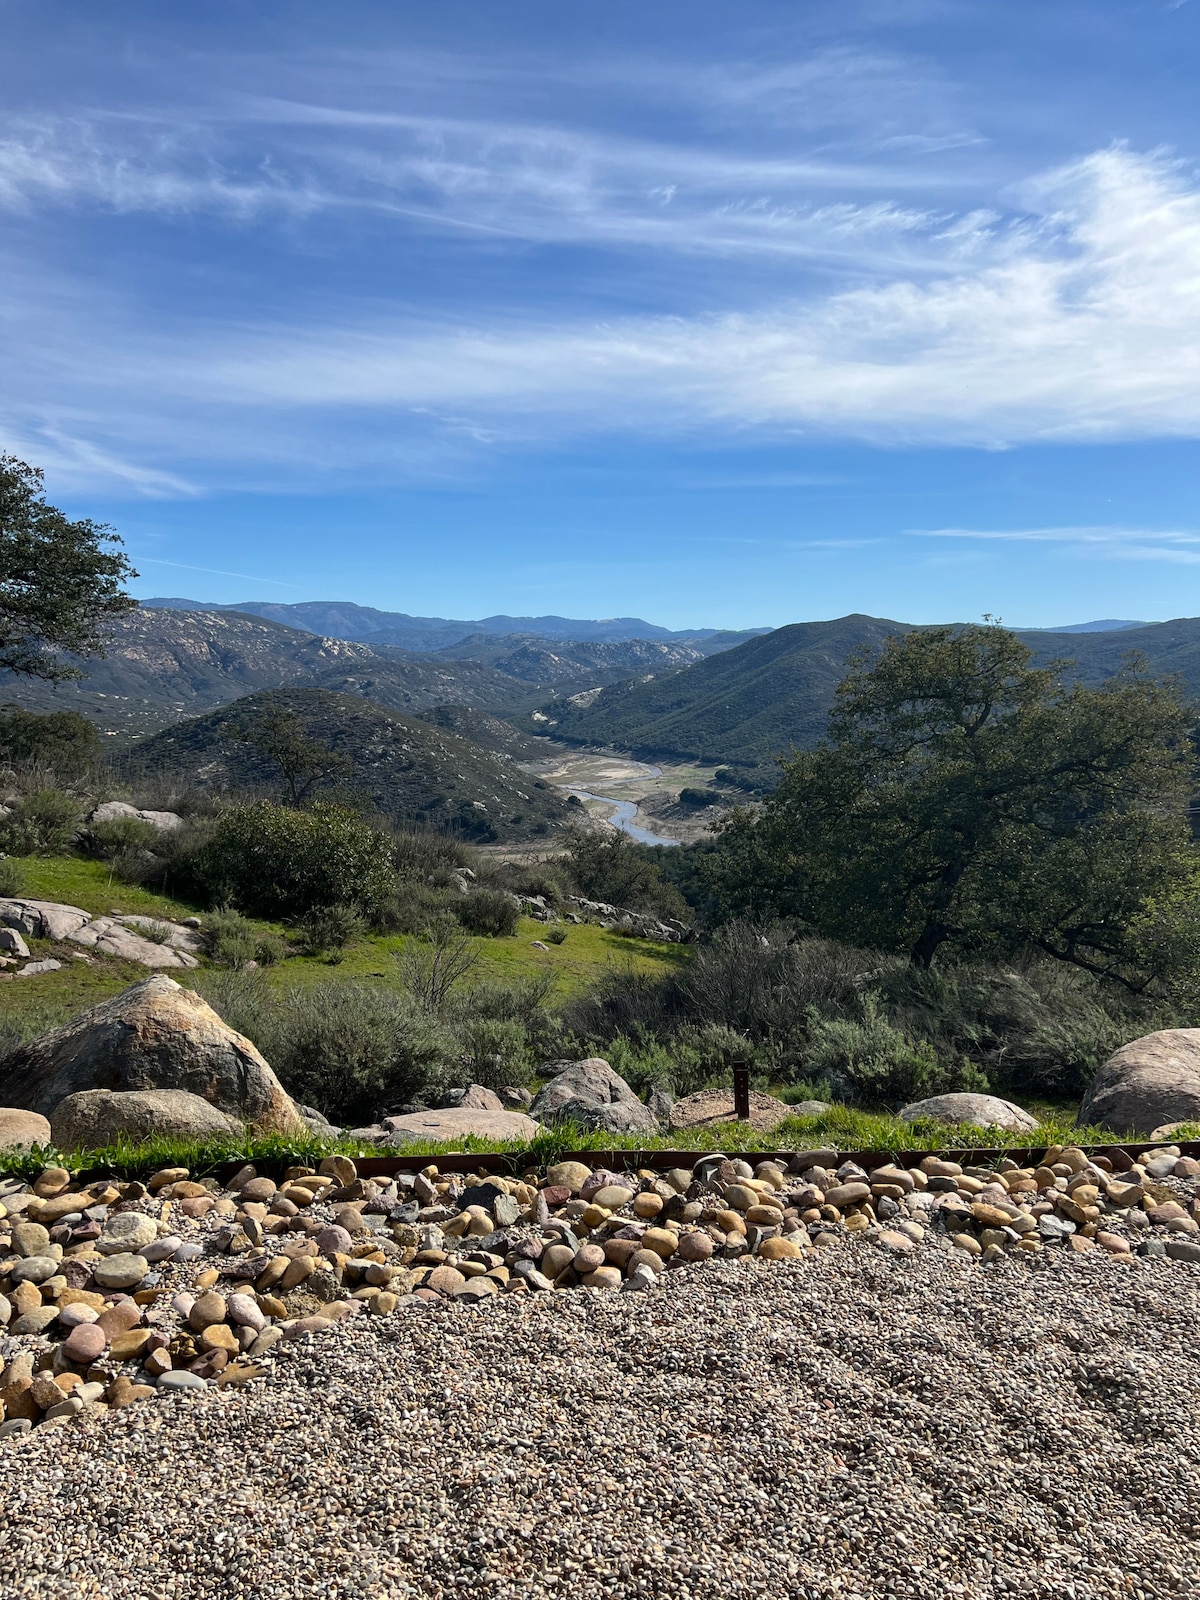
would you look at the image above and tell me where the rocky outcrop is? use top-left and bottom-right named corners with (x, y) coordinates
top-left (50, 1089), bottom-right (241, 1150)
top-left (565, 897), bottom-right (692, 944)
top-left (0, 1108), bottom-right (52, 1149)
top-left (91, 801), bottom-right (183, 832)
top-left (2, 975), bottom-right (306, 1135)
top-left (531, 1058), bottom-right (658, 1134)
top-left (67, 915), bottom-right (201, 970)
top-left (1081, 1030), bottom-right (1200, 1135)
top-left (0, 899), bottom-right (91, 941)
top-left (383, 1108), bottom-right (540, 1144)
top-left (899, 1093), bottom-right (1039, 1132)
top-left (669, 1088), bottom-right (793, 1133)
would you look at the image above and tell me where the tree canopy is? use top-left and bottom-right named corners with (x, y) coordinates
top-left (709, 623), bottom-right (1198, 991)
top-left (0, 455), bottom-right (136, 680)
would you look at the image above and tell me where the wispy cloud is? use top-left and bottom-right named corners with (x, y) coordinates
top-left (910, 524), bottom-right (1200, 564)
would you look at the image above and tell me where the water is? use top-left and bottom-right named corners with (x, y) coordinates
top-left (566, 789), bottom-right (682, 847)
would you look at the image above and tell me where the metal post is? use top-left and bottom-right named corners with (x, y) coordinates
top-left (732, 1063), bottom-right (751, 1123)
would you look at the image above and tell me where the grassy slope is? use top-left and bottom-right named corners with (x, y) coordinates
top-left (1, 855), bottom-right (686, 1030)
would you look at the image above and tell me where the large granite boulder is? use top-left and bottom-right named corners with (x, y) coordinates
top-left (899, 1093), bottom-right (1038, 1132)
top-left (433, 1084), bottom-right (505, 1112)
top-left (1080, 1030), bottom-right (1200, 1135)
top-left (50, 1088), bottom-right (241, 1150)
top-left (0, 898), bottom-right (91, 941)
top-left (67, 915), bottom-right (201, 970)
top-left (91, 800), bottom-right (183, 832)
top-left (531, 1057), bottom-right (658, 1133)
top-left (669, 1088), bottom-right (793, 1133)
top-left (383, 1108), bottom-right (539, 1145)
top-left (1, 975), bottom-right (306, 1135)
top-left (0, 1108), bottom-right (52, 1150)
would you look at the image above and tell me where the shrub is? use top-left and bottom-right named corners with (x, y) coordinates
top-left (204, 909), bottom-right (287, 968)
top-left (84, 815), bottom-right (160, 861)
top-left (803, 995), bottom-right (989, 1109)
top-left (453, 1017), bottom-right (532, 1089)
top-left (545, 925), bottom-right (568, 945)
top-left (0, 788), bottom-right (83, 855)
top-left (194, 801), bottom-right (395, 920)
top-left (398, 917), bottom-right (480, 1014)
top-left (0, 855), bottom-right (23, 896)
top-left (456, 888), bottom-right (519, 937)
top-left (0, 707), bottom-right (103, 778)
top-left (292, 903), bottom-right (363, 957)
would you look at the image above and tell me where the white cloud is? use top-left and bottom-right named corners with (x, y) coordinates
top-left (910, 525), bottom-right (1200, 564)
top-left (6, 145), bottom-right (1200, 490)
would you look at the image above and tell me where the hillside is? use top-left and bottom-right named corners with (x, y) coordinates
top-left (0, 608), bottom-right (548, 740)
top-left (533, 613), bottom-right (1200, 771)
top-left (432, 632), bottom-right (712, 684)
top-left (413, 703), bottom-right (556, 760)
top-left (126, 688), bottom-right (573, 842)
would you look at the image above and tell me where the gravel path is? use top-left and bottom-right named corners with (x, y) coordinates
top-left (3, 1243), bottom-right (1198, 1600)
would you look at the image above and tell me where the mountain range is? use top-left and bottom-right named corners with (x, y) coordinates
top-left (143, 597), bottom-right (762, 653)
top-left (533, 613), bottom-right (1200, 774)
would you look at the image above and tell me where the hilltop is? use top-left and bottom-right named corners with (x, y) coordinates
top-left (533, 613), bottom-right (1200, 772)
top-left (126, 687), bottom-right (573, 842)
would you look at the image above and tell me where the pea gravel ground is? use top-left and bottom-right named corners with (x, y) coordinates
top-left (2, 1244), bottom-right (1198, 1600)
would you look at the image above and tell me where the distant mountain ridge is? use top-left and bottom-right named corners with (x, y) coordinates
top-left (535, 613), bottom-right (1200, 774)
top-left (143, 597), bottom-right (762, 652)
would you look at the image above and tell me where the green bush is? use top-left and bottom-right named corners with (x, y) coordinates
top-left (455, 888), bottom-right (519, 937)
top-left (454, 1017), bottom-right (532, 1089)
top-left (194, 801), bottom-right (396, 920)
top-left (84, 815), bottom-right (160, 861)
top-left (292, 903), bottom-right (363, 957)
top-left (803, 995), bottom-right (989, 1109)
top-left (204, 909), bottom-right (286, 968)
top-left (0, 856), bottom-right (23, 897)
top-left (545, 925), bottom-right (568, 945)
top-left (0, 788), bottom-right (83, 855)
top-left (0, 708), bottom-right (103, 778)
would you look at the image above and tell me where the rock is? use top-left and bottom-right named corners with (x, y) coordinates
top-left (68, 916), bottom-right (200, 970)
top-left (433, 1084), bottom-right (505, 1111)
top-left (51, 1088), bottom-right (243, 1151)
top-left (61, 1323), bottom-right (107, 1364)
top-left (16, 959), bottom-right (62, 977)
top-left (93, 1253), bottom-right (149, 1290)
top-left (898, 1093), bottom-right (1039, 1132)
top-left (1080, 1030), bottom-right (1200, 1135)
top-left (669, 1088), bottom-right (793, 1133)
top-left (0, 927), bottom-right (30, 957)
top-left (158, 1370), bottom-right (208, 1392)
top-left (3, 975), bottom-right (306, 1135)
top-left (1165, 1238), bottom-right (1200, 1264)
top-left (0, 898), bottom-right (91, 941)
top-left (384, 1108), bottom-right (539, 1144)
top-left (545, 1161), bottom-right (591, 1195)
top-left (91, 801), bottom-right (183, 832)
top-left (530, 1057), bottom-right (658, 1134)
top-left (97, 1212), bottom-right (158, 1253)
top-left (758, 1236), bottom-right (803, 1260)
top-left (825, 1182), bottom-right (871, 1208)
top-left (0, 1108), bottom-right (52, 1150)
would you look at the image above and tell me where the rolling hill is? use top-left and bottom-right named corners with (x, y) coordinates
top-left (0, 608), bottom-right (557, 741)
top-left (125, 688), bottom-right (573, 843)
top-left (531, 613), bottom-right (1200, 773)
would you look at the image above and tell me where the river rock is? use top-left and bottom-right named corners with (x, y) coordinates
top-left (93, 1253), bottom-right (149, 1290)
top-left (1080, 1030), bottom-right (1200, 1135)
top-left (3, 975), bottom-right (306, 1135)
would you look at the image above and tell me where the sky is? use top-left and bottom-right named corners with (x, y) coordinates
top-left (4, 0), bottom-right (1200, 631)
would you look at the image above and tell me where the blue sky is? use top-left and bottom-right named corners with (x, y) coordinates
top-left (4, 0), bottom-right (1200, 630)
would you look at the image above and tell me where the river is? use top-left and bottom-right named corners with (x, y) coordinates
top-left (566, 785), bottom-right (683, 847)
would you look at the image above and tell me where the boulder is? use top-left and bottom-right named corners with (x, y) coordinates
top-left (0, 898), bottom-right (91, 941)
top-left (0, 1108), bottom-right (52, 1150)
top-left (433, 1084), bottom-right (505, 1112)
top-left (1080, 1030), bottom-right (1200, 1135)
top-left (383, 1108), bottom-right (539, 1145)
top-left (1, 975), bottom-right (306, 1135)
top-left (899, 1093), bottom-right (1039, 1132)
top-left (0, 927), bottom-right (30, 958)
top-left (91, 801), bottom-right (183, 832)
top-left (669, 1088), bottom-right (793, 1133)
top-left (51, 1088), bottom-right (241, 1150)
top-left (531, 1058), bottom-right (655, 1133)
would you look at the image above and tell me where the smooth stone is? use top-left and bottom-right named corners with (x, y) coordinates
top-left (93, 1254), bottom-right (149, 1290)
top-left (62, 1323), bottom-right (108, 1363)
top-left (758, 1236), bottom-right (803, 1260)
top-left (98, 1213), bottom-right (158, 1253)
top-left (158, 1370), bottom-right (208, 1392)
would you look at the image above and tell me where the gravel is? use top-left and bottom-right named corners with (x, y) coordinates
top-left (2, 1242), bottom-right (1199, 1600)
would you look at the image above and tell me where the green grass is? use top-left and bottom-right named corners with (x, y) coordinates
top-left (0, 1106), bottom-right (1156, 1184)
top-left (8, 854), bottom-right (203, 920)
